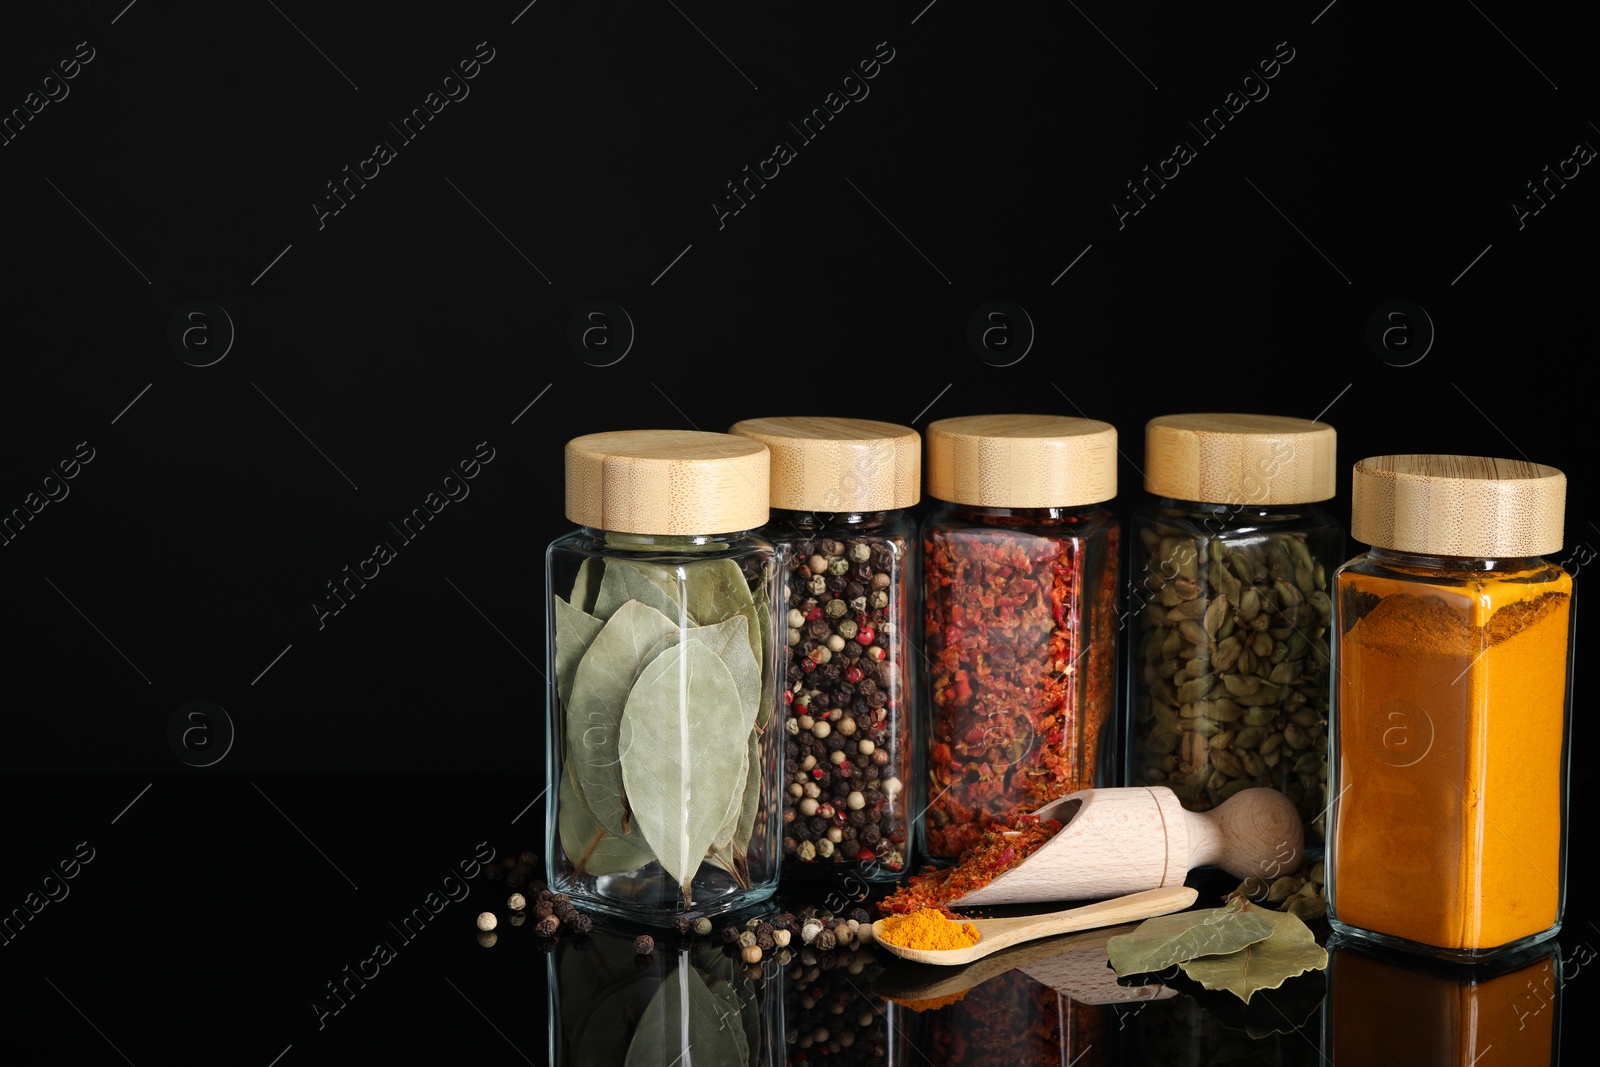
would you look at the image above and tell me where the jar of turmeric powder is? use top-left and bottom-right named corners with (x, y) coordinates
top-left (1328, 455), bottom-right (1572, 961)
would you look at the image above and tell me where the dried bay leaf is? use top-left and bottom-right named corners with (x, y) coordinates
top-left (751, 562), bottom-right (775, 729)
top-left (571, 557), bottom-right (604, 615)
top-left (618, 643), bottom-right (746, 891)
top-left (1107, 899), bottom-right (1275, 977)
top-left (647, 615), bottom-right (761, 730)
top-left (1178, 906), bottom-right (1328, 1003)
top-left (624, 963), bottom-right (745, 1067)
top-left (733, 729), bottom-right (762, 856)
top-left (711, 738), bottom-right (749, 852)
top-left (557, 764), bottom-right (654, 877)
top-left (595, 560), bottom-right (682, 622)
top-left (567, 599), bottom-right (678, 836)
top-left (555, 596), bottom-right (604, 709)
top-left (685, 558), bottom-right (764, 686)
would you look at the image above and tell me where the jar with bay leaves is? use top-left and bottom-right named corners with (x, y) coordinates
top-left (1126, 414), bottom-right (1340, 851)
top-left (921, 415), bottom-right (1120, 862)
top-left (729, 417), bottom-right (920, 882)
top-left (547, 431), bottom-right (782, 924)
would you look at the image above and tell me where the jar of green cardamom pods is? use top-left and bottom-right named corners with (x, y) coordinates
top-left (1125, 413), bottom-right (1341, 858)
top-left (546, 430), bottom-right (781, 925)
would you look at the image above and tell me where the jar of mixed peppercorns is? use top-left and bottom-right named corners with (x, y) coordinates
top-left (730, 417), bottom-right (919, 883)
top-left (546, 430), bottom-right (781, 925)
top-left (920, 415), bottom-right (1120, 863)
top-left (1125, 414), bottom-right (1341, 854)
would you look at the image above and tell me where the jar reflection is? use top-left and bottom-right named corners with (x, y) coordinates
top-left (926, 968), bottom-right (1108, 1066)
top-left (784, 940), bottom-right (902, 1064)
top-left (1326, 937), bottom-right (1561, 1066)
top-left (550, 925), bottom-right (783, 1067)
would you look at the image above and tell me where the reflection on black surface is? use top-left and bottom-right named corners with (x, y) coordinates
top-left (1114, 970), bottom-right (1326, 1065)
top-left (785, 942), bottom-right (899, 1064)
top-left (551, 926), bottom-right (782, 1066)
top-left (1327, 936), bottom-right (1561, 1066)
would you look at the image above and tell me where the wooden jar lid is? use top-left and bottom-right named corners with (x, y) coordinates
top-left (926, 414), bottom-right (1117, 508)
top-left (729, 417), bottom-right (920, 512)
top-left (1144, 413), bottom-right (1337, 505)
top-left (1350, 454), bottom-right (1566, 557)
top-left (564, 430), bottom-right (770, 535)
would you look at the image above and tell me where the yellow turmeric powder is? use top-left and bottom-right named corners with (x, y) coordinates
top-left (878, 908), bottom-right (982, 951)
top-left (1332, 567), bottom-right (1571, 954)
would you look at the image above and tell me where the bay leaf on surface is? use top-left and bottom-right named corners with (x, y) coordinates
top-left (555, 596), bottom-right (605, 709)
top-left (1178, 906), bottom-right (1329, 1002)
top-left (594, 560), bottom-right (682, 622)
top-left (567, 599), bottom-right (678, 835)
top-left (571, 557), bottom-right (604, 615)
top-left (1107, 899), bottom-right (1275, 976)
top-left (624, 964), bottom-right (745, 1067)
top-left (618, 643), bottom-right (746, 890)
top-left (558, 764), bottom-right (653, 877)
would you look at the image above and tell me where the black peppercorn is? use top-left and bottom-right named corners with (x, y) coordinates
top-left (534, 901), bottom-right (555, 919)
top-left (569, 912), bottom-right (594, 934)
top-left (634, 934), bottom-right (655, 955)
top-left (484, 863), bottom-right (503, 881)
top-left (535, 915), bottom-right (560, 937)
top-left (722, 925), bottom-right (743, 944)
top-left (519, 850), bottom-right (539, 866)
top-left (675, 916), bottom-right (693, 936)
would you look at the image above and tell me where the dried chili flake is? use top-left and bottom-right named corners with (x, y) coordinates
top-left (878, 813), bottom-right (1063, 916)
top-left (922, 520), bottom-right (1118, 859)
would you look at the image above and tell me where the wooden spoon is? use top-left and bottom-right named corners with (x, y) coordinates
top-left (870, 885), bottom-right (1198, 967)
top-left (874, 922), bottom-right (1181, 1006)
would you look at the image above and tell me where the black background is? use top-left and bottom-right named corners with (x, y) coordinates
top-left (0, 1), bottom-right (1591, 1063)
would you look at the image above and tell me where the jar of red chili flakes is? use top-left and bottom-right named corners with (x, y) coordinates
top-left (921, 415), bottom-right (1120, 862)
top-left (730, 417), bottom-right (920, 882)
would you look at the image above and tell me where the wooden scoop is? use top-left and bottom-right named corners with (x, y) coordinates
top-left (952, 785), bottom-right (1302, 907)
top-left (871, 885), bottom-right (1197, 966)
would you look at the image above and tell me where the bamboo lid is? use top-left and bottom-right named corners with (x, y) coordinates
top-left (729, 417), bottom-right (920, 512)
top-left (1350, 455), bottom-right (1566, 557)
top-left (1144, 413), bottom-right (1337, 505)
top-left (926, 415), bottom-right (1117, 508)
top-left (564, 430), bottom-right (770, 535)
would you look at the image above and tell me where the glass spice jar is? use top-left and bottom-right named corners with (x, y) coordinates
top-left (1125, 414), bottom-right (1341, 854)
top-left (920, 415), bottom-right (1120, 863)
top-left (730, 417), bottom-right (920, 883)
top-left (545, 430), bottom-right (781, 925)
top-left (1328, 455), bottom-right (1573, 961)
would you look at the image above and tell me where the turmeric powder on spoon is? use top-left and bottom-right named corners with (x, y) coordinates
top-left (877, 908), bottom-right (982, 951)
